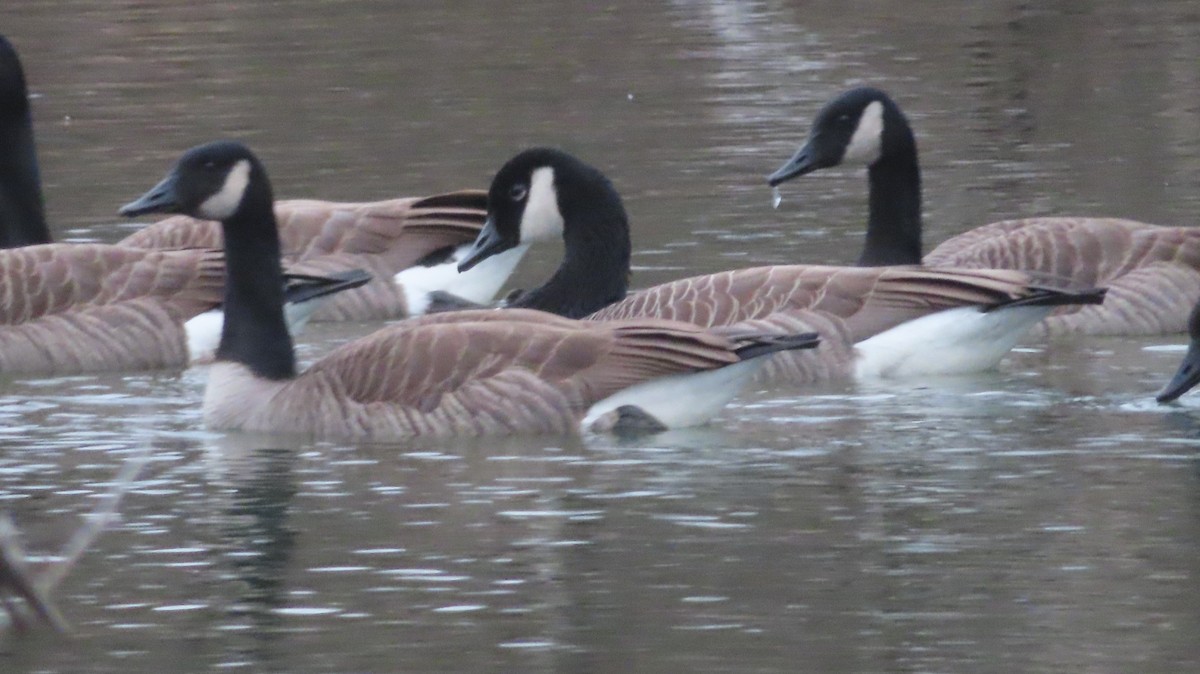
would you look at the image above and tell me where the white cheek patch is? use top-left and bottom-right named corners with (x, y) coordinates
top-left (518, 166), bottom-right (564, 243)
top-left (198, 159), bottom-right (251, 220)
top-left (842, 100), bottom-right (885, 165)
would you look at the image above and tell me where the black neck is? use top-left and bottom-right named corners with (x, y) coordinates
top-left (0, 93), bottom-right (51, 247)
top-left (215, 169), bottom-right (296, 379)
top-left (857, 131), bottom-right (922, 266)
top-left (510, 198), bottom-right (631, 319)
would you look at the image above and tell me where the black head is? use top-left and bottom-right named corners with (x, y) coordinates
top-left (768, 87), bottom-right (910, 187)
top-left (0, 35), bottom-right (30, 119)
top-left (119, 140), bottom-right (268, 221)
top-left (1156, 301), bottom-right (1200, 403)
top-left (459, 147), bottom-right (625, 272)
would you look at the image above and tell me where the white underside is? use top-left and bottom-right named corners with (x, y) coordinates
top-left (582, 359), bottom-right (763, 431)
top-left (185, 302), bottom-right (318, 364)
top-left (395, 243), bottom-right (531, 315)
top-left (853, 305), bottom-right (1052, 380)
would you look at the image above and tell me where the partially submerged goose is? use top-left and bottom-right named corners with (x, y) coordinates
top-left (767, 86), bottom-right (1200, 336)
top-left (119, 141), bottom-right (820, 439)
top-left (458, 148), bottom-right (1106, 385)
top-left (0, 33), bottom-right (522, 322)
top-left (0, 35), bottom-right (368, 374)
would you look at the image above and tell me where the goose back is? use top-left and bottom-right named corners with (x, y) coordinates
top-left (588, 264), bottom-right (1099, 384)
top-left (0, 244), bottom-right (225, 323)
top-left (925, 217), bottom-right (1200, 335)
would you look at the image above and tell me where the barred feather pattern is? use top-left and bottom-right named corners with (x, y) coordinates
top-left (0, 244), bottom-right (226, 374)
top-left (587, 264), bottom-right (1091, 385)
top-left (201, 308), bottom-right (751, 440)
top-left (121, 191), bottom-right (489, 321)
top-left (0, 299), bottom-right (191, 373)
top-left (926, 217), bottom-right (1200, 336)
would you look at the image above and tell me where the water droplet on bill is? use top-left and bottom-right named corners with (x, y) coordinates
top-left (772, 187), bottom-right (783, 209)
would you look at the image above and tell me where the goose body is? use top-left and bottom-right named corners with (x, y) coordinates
top-left (120, 141), bottom-right (819, 439)
top-left (767, 86), bottom-right (1200, 337)
top-left (458, 148), bottom-right (1106, 386)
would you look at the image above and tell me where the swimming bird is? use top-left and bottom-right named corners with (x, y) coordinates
top-left (119, 141), bottom-right (820, 439)
top-left (767, 86), bottom-right (1200, 336)
top-left (457, 147), bottom-right (1106, 385)
top-left (0, 33), bottom-right (523, 321)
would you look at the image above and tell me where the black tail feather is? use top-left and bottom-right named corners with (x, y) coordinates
top-left (732, 332), bottom-right (821, 361)
top-left (983, 286), bottom-right (1107, 313)
top-left (282, 269), bottom-right (372, 305)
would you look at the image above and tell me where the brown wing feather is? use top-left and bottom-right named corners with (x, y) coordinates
top-left (0, 244), bottom-right (225, 324)
top-left (926, 217), bottom-right (1200, 334)
top-left (585, 264), bottom-right (1087, 384)
top-left (588, 264), bottom-right (1049, 340)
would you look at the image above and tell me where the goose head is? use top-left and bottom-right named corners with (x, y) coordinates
top-left (119, 140), bottom-right (270, 222)
top-left (458, 147), bottom-right (628, 272)
top-left (455, 147), bottom-right (631, 318)
top-left (1156, 301), bottom-right (1200, 403)
top-left (767, 87), bottom-right (912, 187)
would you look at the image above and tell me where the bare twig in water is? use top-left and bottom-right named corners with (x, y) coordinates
top-left (0, 448), bottom-right (148, 633)
top-left (0, 515), bottom-right (67, 631)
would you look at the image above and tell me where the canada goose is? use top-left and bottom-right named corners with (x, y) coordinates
top-left (457, 148), bottom-right (1106, 385)
top-left (0, 34), bottom-right (369, 373)
top-left (0, 33), bottom-right (523, 321)
top-left (767, 86), bottom-right (1200, 336)
top-left (119, 141), bottom-right (821, 439)
top-left (1156, 300), bottom-right (1200, 403)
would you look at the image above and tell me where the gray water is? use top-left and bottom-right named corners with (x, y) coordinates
top-left (3, 1), bottom-right (1200, 672)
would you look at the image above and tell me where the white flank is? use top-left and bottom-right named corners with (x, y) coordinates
top-left (186, 301), bottom-right (322, 364)
top-left (198, 159), bottom-right (252, 220)
top-left (853, 305), bottom-right (1052, 380)
top-left (843, 100), bottom-right (884, 165)
top-left (185, 310), bottom-right (225, 364)
top-left (519, 167), bottom-right (564, 243)
top-left (395, 243), bottom-right (531, 315)
top-left (582, 359), bottom-right (763, 431)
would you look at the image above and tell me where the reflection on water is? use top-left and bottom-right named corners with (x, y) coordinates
top-left (3, 0), bottom-right (1200, 671)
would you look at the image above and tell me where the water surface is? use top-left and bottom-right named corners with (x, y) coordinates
top-left (3, 1), bottom-right (1200, 671)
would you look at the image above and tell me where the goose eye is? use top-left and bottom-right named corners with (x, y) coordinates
top-left (203, 160), bottom-right (217, 170)
top-left (509, 184), bottom-right (528, 202)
